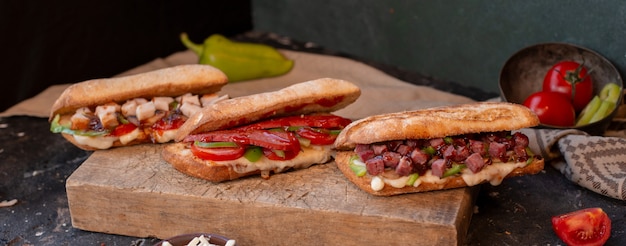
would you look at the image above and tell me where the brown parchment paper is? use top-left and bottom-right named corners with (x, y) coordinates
top-left (0, 50), bottom-right (475, 120)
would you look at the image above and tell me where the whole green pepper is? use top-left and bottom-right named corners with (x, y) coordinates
top-left (180, 33), bottom-right (294, 82)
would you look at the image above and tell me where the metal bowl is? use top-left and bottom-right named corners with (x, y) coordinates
top-left (499, 42), bottom-right (623, 135)
top-left (153, 233), bottom-right (236, 246)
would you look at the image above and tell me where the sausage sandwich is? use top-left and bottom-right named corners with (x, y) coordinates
top-left (162, 78), bottom-right (361, 182)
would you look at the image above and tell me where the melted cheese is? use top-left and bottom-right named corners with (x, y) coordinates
top-left (73, 135), bottom-right (118, 149)
top-left (119, 128), bottom-right (141, 145)
top-left (191, 145), bottom-right (334, 174)
top-left (461, 161), bottom-right (527, 186)
top-left (154, 129), bottom-right (178, 143)
top-left (371, 162), bottom-right (528, 190)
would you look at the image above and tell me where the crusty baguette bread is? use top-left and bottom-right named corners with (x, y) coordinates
top-left (164, 78), bottom-right (361, 182)
top-left (334, 102), bottom-right (540, 150)
top-left (175, 78), bottom-right (361, 141)
top-left (49, 64), bottom-right (228, 120)
top-left (162, 142), bottom-right (334, 182)
top-left (335, 151), bottom-right (545, 196)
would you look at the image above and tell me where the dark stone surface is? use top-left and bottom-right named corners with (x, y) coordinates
top-left (2, 117), bottom-right (624, 245)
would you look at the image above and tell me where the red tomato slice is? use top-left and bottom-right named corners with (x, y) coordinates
top-left (262, 148), bottom-right (298, 161)
top-left (295, 127), bottom-right (337, 145)
top-left (190, 142), bottom-right (245, 161)
top-left (237, 114), bottom-right (352, 130)
top-left (551, 207), bottom-right (611, 246)
top-left (111, 123), bottom-right (137, 136)
top-left (543, 61), bottom-right (594, 112)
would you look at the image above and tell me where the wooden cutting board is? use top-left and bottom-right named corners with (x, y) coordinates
top-left (66, 144), bottom-right (478, 246)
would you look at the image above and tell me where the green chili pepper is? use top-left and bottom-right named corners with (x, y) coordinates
top-left (180, 33), bottom-right (294, 82)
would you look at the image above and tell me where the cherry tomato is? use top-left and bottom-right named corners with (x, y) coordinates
top-left (111, 123), bottom-right (137, 136)
top-left (190, 142), bottom-right (245, 161)
top-left (295, 127), bottom-right (338, 145)
top-left (552, 207), bottom-right (611, 246)
top-left (523, 91), bottom-right (576, 127)
top-left (543, 61), bottom-right (594, 112)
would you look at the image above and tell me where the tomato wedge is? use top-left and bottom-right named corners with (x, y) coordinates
top-left (551, 207), bottom-right (611, 246)
top-left (190, 142), bottom-right (245, 161)
top-left (295, 127), bottom-right (338, 145)
top-left (111, 123), bottom-right (137, 136)
top-left (237, 114), bottom-right (352, 130)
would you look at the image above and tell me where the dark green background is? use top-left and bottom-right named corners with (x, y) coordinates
top-left (252, 0), bottom-right (625, 95)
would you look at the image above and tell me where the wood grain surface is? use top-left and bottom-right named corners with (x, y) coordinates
top-left (66, 144), bottom-right (477, 245)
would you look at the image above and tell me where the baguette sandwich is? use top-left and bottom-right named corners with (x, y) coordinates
top-left (333, 102), bottom-right (545, 196)
top-left (162, 78), bottom-right (361, 182)
top-left (49, 64), bottom-right (229, 150)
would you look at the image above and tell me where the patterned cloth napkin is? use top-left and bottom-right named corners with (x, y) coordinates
top-left (520, 128), bottom-right (626, 201)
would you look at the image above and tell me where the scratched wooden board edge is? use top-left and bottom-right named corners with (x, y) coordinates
top-left (66, 144), bottom-right (477, 244)
top-left (66, 182), bottom-right (469, 245)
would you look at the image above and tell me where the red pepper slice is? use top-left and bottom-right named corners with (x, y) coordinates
top-left (184, 129), bottom-right (301, 152)
top-left (111, 123), bottom-right (137, 136)
top-left (237, 114), bottom-right (352, 130)
top-left (152, 114), bottom-right (186, 132)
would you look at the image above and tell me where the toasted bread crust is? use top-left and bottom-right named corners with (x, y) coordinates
top-left (175, 78), bottom-right (361, 141)
top-left (335, 151), bottom-right (545, 196)
top-left (333, 102), bottom-right (540, 150)
top-left (49, 64), bottom-right (228, 120)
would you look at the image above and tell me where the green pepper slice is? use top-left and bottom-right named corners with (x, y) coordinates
top-left (349, 155), bottom-right (367, 177)
top-left (443, 164), bottom-right (466, 178)
top-left (244, 146), bottom-right (263, 162)
top-left (50, 114), bottom-right (108, 137)
top-left (194, 141), bottom-right (239, 148)
top-left (406, 173), bottom-right (419, 186)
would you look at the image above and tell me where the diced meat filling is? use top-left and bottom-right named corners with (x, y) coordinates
top-left (354, 131), bottom-right (538, 178)
top-left (68, 93), bottom-right (230, 138)
top-left (95, 103), bottom-right (121, 129)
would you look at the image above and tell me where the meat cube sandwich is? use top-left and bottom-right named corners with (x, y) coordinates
top-left (333, 102), bottom-right (545, 196)
top-left (162, 78), bottom-right (361, 182)
top-left (49, 64), bottom-right (229, 150)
